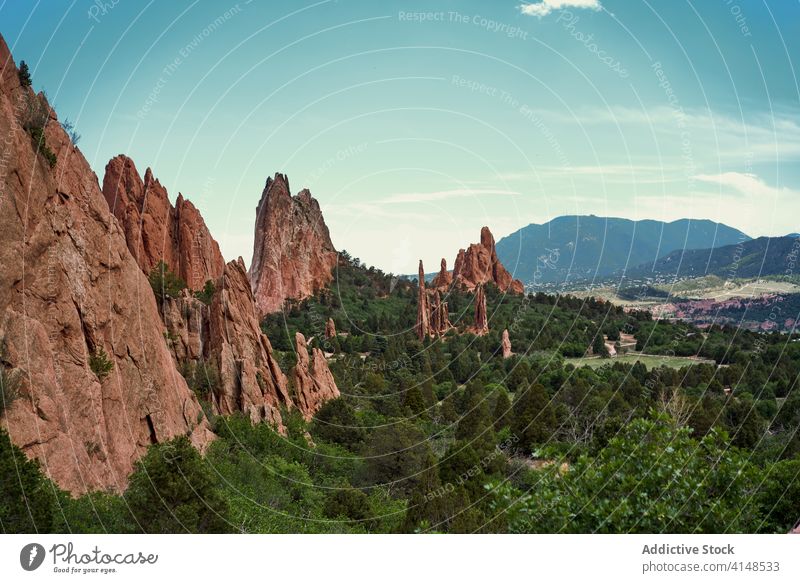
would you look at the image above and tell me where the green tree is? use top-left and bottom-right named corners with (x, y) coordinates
top-left (0, 429), bottom-right (53, 532)
top-left (491, 414), bottom-right (760, 533)
top-left (18, 60), bottom-right (31, 87)
top-left (148, 261), bottom-right (187, 302)
top-left (125, 436), bottom-right (233, 533)
top-left (511, 383), bottom-right (556, 453)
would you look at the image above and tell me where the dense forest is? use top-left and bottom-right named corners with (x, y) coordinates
top-left (3, 254), bottom-right (800, 534)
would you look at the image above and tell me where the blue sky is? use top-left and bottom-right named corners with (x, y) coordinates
top-left (1, 0), bottom-right (798, 273)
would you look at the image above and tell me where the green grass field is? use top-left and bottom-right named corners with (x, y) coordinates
top-left (565, 353), bottom-right (715, 370)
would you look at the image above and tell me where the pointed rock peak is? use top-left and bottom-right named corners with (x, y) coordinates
top-left (418, 259), bottom-right (425, 282)
top-left (502, 329), bottom-right (512, 358)
top-left (264, 172), bottom-right (290, 194)
top-left (250, 173), bottom-right (338, 316)
top-left (480, 226), bottom-right (495, 251)
top-left (440, 258), bottom-right (447, 272)
top-left (101, 156), bottom-right (224, 290)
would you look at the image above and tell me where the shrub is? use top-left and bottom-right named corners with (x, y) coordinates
top-left (193, 279), bottom-right (216, 305)
top-left (18, 60), bottom-right (31, 87)
top-left (61, 118), bottom-right (81, 146)
top-left (0, 429), bottom-right (54, 532)
top-left (125, 436), bottom-right (233, 533)
top-left (89, 347), bottom-right (113, 381)
top-left (149, 260), bottom-right (187, 301)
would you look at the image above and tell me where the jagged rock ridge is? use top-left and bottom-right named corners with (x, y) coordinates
top-left (102, 155), bottom-right (225, 290)
top-left (249, 173), bottom-right (338, 317)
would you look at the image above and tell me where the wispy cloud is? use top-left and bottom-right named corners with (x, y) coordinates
top-left (518, 0), bottom-right (602, 18)
top-left (693, 172), bottom-right (799, 200)
top-left (381, 188), bottom-right (521, 204)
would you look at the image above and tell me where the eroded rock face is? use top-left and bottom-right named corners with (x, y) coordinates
top-left (501, 328), bottom-right (512, 358)
top-left (290, 332), bottom-right (340, 420)
top-left (416, 260), bottom-right (431, 340)
top-left (0, 36), bottom-right (212, 494)
top-left (442, 227), bottom-right (523, 294)
top-left (473, 285), bottom-right (488, 336)
top-left (207, 258), bottom-right (292, 428)
top-left (249, 174), bottom-right (337, 317)
top-left (102, 155), bottom-right (224, 290)
top-left (431, 258), bottom-right (452, 289)
top-left (416, 261), bottom-right (453, 339)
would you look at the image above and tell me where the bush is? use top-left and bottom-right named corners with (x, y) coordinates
top-left (149, 261), bottom-right (187, 302)
top-left (89, 347), bottom-right (113, 381)
top-left (193, 279), bottom-right (216, 305)
top-left (0, 429), bottom-right (54, 532)
top-left (125, 436), bottom-right (233, 533)
top-left (18, 60), bottom-right (31, 87)
top-left (61, 118), bottom-right (80, 146)
top-left (182, 360), bottom-right (220, 399)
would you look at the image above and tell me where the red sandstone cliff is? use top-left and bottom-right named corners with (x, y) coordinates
top-left (0, 36), bottom-right (212, 494)
top-left (249, 173), bottom-right (337, 316)
top-left (102, 155), bottom-right (224, 290)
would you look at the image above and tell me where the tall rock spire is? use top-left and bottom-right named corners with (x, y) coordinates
top-left (249, 173), bottom-right (338, 317)
top-left (416, 260), bottom-right (430, 340)
top-left (474, 285), bottom-right (488, 335)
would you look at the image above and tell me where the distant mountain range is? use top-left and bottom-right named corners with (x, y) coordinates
top-left (624, 235), bottom-right (800, 280)
top-left (495, 215), bottom-right (750, 285)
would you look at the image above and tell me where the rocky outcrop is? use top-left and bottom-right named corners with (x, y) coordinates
top-left (0, 35), bottom-right (212, 494)
top-left (102, 155), bottom-right (224, 290)
top-left (249, 173), bottom-right (337, 317)
top-left (325, 317), bottom-right (337, 339)
top-left (437, 227), bottom-right (523, 295)
top-left (291, 332), bottom-right (340, 420)
top-left (473, 285), bottom-right (488, 335)
top-left (429, 290), bottom-right (452, 336)
top-left (161, 290), bottom-right (208, 364)
top-left (430, 258), bottom-right (453, 289)
top-left (207, 258), bottom-right (292, 427)
top-left (501, 329), bottom-right (512, 358)
top-left (416, 260), bottom-right (431, 340)
top-left (417, 261), bottom-right (453, 339)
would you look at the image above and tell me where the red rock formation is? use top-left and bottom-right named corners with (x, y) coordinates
top-left (249, 173), bottom-right (337, 316)
top-left (429, 290), bottom-right (452, 336)
top-left (416, 260), bottom-right (431, 340)
top-left (430, 258), bottom-right (453, 289)
top-left (207, 258), bottom-right (292, 427)
top-left (102, 155), bottom-right (224, 290)
top-left (161, 290), bottom-right (208, 364)
top-left (501, 329), bottom-right (512, 358)
top-left (445, 227), bottom-right (523, 294)
top-left (473, 285), bottom-right (489, 335)
top-left (0, 36), bottom-right (212, 494)
top-left (325, 317), bottom-right (337, 339)
top-left (291, 332), bottom-right (340, 420)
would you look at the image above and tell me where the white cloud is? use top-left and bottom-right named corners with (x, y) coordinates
top-left (693, 172), bottom-right (798, 200)
top-left (518, 0), bottom-right (602, 18)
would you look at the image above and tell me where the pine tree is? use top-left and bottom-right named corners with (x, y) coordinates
top-left (511, 383), bottom-right (556, 453)
top-left (18, 60), bottom-right (31, 87)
